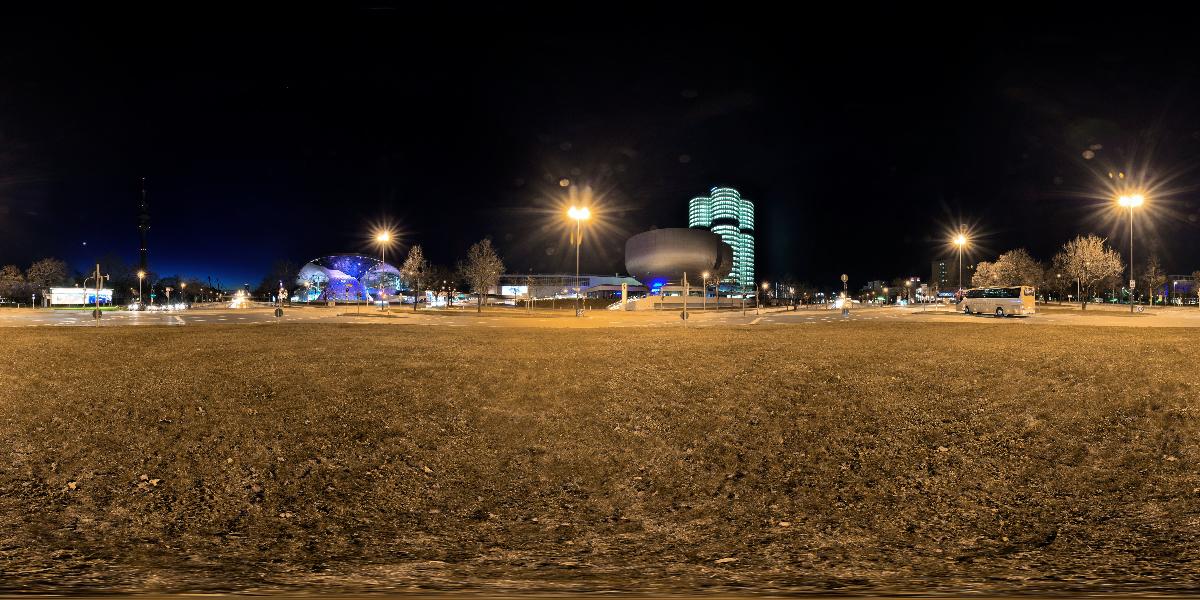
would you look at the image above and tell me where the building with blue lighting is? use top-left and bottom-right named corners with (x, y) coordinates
top-left (295, 254), bottom-right (401, 302)
top-left (688, 186), bottom-right (754, 290)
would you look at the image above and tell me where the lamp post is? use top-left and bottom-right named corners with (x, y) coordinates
top-left (180, 281), bottom-right (187, 305)
top-left (701, 271), bottom-right (709, 311)
top-left (953, 233), bottom-right (968, 295)
top-left (567, 206), bottom-right (590, 316)
top-left (883, 286), bottom-right (889, 306)
top-left (1118, 193), bottom-right (1144, 313)
top-left (137, 270), bottom-right (145, 308)
top-left (375, 231), bottom-right (391, 311)
top-left (905, 280), bottom-right (911, 304)
top-left (758, 281), bottom-right (768, 315)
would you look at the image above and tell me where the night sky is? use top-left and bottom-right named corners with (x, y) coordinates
top-left (3, 3), bottom-right (1200, 288)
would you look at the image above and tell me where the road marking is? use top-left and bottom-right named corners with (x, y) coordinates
top-left (749, 317), bottom-right (763, 325)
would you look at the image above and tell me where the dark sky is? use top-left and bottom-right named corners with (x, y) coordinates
top-left (3, 3), bottom-right (1200, 288)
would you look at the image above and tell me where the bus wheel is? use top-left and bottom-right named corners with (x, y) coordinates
top-left (995, 307), bottom-right (1005, 318)
top-left (962, 305), bottom-right (971, 315)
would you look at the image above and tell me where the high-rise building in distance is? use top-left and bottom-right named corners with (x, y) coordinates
top-left (688, 186), bottom-right (754, 290)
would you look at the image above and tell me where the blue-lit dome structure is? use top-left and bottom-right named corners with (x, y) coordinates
top-left (295, 254), bottom-right (402, 302)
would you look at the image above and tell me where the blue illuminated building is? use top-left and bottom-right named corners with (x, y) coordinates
top-left (295, 254), bottom-right (401, 302)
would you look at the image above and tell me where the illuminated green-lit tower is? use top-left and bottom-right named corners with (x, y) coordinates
top-left (688, 186), bottom-right (754, 290)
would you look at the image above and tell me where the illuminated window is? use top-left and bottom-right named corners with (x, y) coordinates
top-left (687, 187), bottom-right (754, 291)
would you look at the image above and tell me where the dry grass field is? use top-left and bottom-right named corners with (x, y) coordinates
top-left (2, 322), bottom-right (1199, 594)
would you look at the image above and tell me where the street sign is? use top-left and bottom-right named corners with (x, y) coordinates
top-left (1129, 279), bottom-right (1136, 289)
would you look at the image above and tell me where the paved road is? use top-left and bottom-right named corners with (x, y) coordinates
top-left (3, 303), bottom-right (1199, 328)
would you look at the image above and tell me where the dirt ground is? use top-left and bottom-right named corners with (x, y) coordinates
top-left (2, 322), bottom-right (1199, 594)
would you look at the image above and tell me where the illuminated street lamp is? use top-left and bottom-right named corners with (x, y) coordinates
top-left (701, 271), bottom-right (709, 311)
top-left (374, 230), bottom-right (393, 311)
top-left (905, 280), bottom-right (912, 303)
top-left (953, 233), bottom-right (968, 295)
top-left (1118, 193), bottom-right (1144, 313)
top-left (180, 281), bottom-right (187, 305)
top-left (758, 281), bottom-right (769, 315)
top-left (883, 286), bottom-right (889, 305)
top-left (567, 205), bottom-right (590, 316)
top-left (137, 270), bottom-right (145, 307)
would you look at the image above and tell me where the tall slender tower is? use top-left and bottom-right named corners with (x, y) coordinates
top-left (137, 177), bottom-right (150, 272)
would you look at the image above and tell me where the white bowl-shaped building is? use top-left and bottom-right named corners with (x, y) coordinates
top-left (624, 228), bottom-right (733, 292)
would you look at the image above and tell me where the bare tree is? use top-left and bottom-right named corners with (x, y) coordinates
top-left (25, 258), bottom-right (70, 298)
top-left (0, 264), bottom-right (26, 300)
top-left (1143, 254), bottom-right (1166, 306)
top-left (1052, 234), bottom-right (1123, 310)
top-left (460, 238), bottom-right (504, 313)
top-left (972, 249), bottom-right (1044, 289)
top-left (972, 261), bottom-right (998, 288)
top-left (400, 244), bottom-right (428, 312)
top-left (994, 248), bottom-right (1043, 287)
top-left (254, 260), bottom-right (300, 299)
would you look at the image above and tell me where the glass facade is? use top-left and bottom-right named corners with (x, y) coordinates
top-left (295, 254), bottom-right (402, 302)
top-left (688, 186), bottom-right (754, 290)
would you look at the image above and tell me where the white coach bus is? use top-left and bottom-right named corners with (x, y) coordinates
top-left (960, 286), bottom-right (1036, 317)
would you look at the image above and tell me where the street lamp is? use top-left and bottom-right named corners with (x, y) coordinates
top-left (136, 270), bottom-right (145, 308)
top-left (758, 281), bottom-right (768, 315)
top-left (374, 230), bottom-right (393, 311)
top-left (953, 233), bottom-right (968, 295)
top-left (180, 281), bottom-right (187, 305)
top-left (905, 280), bottom-right (912, 304)
top-left (883, 286), bottom-right (889, 305)
top-left (701, 271), bottom-right (709, 311)
top-left (567, 205), bottom-right (590, 316)
top-left (1118, 193), bottom-right (1144, 313)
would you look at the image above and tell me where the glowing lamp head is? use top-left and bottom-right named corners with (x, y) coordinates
top-left (376, 231), bottom-right (391, 243)
top-left (1118, 194), bottom-right (1144, 208)
top-left (137, 270), bottom-right (145, 279)
top-left (953, 234), bottom-right (967, 247)
top-left (567, 206), bottom-right (590, 221)
top-left (761, 282), bottom-right (769, 290)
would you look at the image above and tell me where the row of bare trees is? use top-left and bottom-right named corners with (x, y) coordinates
top-left (0, 259), bottom-right (71, 302)
top-left (971, 234), bottom-right (1200, 308)
top-left (396, 238), bottom-right (504, 313)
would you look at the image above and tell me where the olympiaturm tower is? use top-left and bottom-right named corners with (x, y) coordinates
top-left (688, 186), bottom-right (754, 290)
